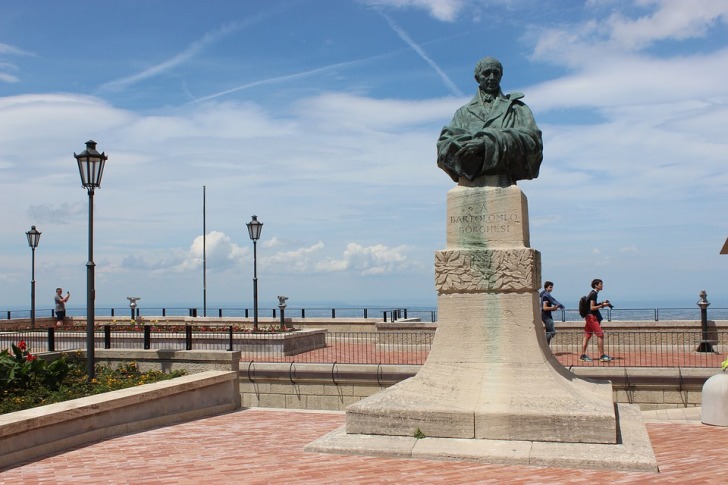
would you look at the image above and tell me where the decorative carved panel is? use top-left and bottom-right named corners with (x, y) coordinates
top-left (435, 248), bottom-right (540, 292)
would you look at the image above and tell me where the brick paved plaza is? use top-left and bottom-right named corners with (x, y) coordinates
top-left (5, 407), bottom-right (727, 484)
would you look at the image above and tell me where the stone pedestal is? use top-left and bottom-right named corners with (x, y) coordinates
top-left (307, 177), bottom-right (657, 471)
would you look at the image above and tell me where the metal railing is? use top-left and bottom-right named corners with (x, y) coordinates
top-left (552, 330), bottom-right (727, 368)
top-left (554, 307), bottom-right (728, 322)
top-left (1, 326), bottom-right (725, 368)
top-left (0, 306), bottom-right (440, 322)
top-left (4, 306), bottom-right (728, 322)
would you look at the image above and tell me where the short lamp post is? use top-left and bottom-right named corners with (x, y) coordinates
top-left (246, 215), bottom-right (263, 332)
top-left (75, 140), bottom-right (107, 380)
top-left (26, 225), bottom-right (42, 329)
top-left (696, 290), bottom-right (714, 353)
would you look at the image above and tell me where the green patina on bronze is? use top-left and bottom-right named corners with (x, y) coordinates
top-left (437, 56), bottom-right (543, 184)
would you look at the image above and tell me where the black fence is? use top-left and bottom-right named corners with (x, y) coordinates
top-left (1, 326), bottom-right (725, 368)
top-left (0, 307), bottom-right (438, 322)
top-left (4, 306), bottom-right (728, 322)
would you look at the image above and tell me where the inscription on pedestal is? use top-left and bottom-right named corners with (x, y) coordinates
top-left (446, 189), bottom-right (528, 248)
top-left (450, 209), bottom-right (520, 236)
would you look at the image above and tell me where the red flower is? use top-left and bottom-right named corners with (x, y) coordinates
top-left (26, 354), bottom-right (37, 361)
top-left (18, 341), bottom-right (27, 351)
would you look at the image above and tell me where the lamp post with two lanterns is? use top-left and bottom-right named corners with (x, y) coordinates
top-left (74, 140), bottom-right (107, 380)
top-left (25, 225), bottom-right (41, 329)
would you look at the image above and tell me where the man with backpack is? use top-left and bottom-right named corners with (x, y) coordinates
top-left (540, 281), bottom-right (564, 346)
top-left (579, 278), bottom-right (614, 362)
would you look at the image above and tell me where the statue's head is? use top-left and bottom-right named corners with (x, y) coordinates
top-left (474, 56), bottom-right (503, 95)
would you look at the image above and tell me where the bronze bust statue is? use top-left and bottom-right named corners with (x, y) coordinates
top-left (437, 57), bottom-right (543, 184)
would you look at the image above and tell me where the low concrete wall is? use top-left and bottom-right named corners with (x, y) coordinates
top-left (93, 349), bottom-right (241, 373)
top-left (240, 363), bottom-right (420, 410)
top-left (239, 363), bottom-right (718, 412)
top-left (0, 370), bottom-right (240, 471)
top-left (2, 329), bottom-right (327, 357)
top-left (99, 316), bottom-right (378, 333)
top-left (574, 367), bottom-right (713, 410)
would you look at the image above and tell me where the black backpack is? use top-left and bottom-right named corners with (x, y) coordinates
top-left (578, 295), bottom-right (589, 318)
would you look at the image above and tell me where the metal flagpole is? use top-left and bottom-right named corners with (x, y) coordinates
top-left (203, 185), bottom-right (207, 317)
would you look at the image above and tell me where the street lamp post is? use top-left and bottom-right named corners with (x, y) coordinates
top-left (246, 215), bottom-right (263, 332)
top-left (74, 140), bottom-right (107, 380)
top-left (25, 225), bottom-right (42, 329)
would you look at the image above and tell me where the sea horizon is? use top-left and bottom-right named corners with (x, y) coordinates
top-left (3, 300), bottom-right (728, 323)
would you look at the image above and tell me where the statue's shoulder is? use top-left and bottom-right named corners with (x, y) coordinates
top-left (461, 94), bottom-right (480, 109)
top-left (451, 95), bottom-right (479, 117)
top-left (506, 92), bottom-right (526, 102)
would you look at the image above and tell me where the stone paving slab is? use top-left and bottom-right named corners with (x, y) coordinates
top-left (306, 403), bottom-right (657, 472)
top-left (641, 406), bottom-right (702, 423)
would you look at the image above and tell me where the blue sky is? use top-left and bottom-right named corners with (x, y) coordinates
top-left (1, 0), bottom-right (727, 312)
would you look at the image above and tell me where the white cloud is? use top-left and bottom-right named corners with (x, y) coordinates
top-left (0, 43), bottom-right (33, 84)
top-left (531, 0), bottom-right (728, 64)
top-left (0, 72), bottom-right (18, 83)
top-left (116, 232), bottom-right (247, 275)
top-left (265, 242), bottom-right (325, 272)
top-left (527, 49), bottom-right (728, 112)
top-left (360, 0), bottom-right (466, 22)
top-left (27, 202), bottom-right (86, 225)
top-left (607, 0), bottom-right (728, 50)
top-left (261, 236), bottom-right (285, 249)
top-left (293, 92), bottom-right (461, 129)
top-left (180, 231), bottom-right (247, 272)
top-left (316, 243), bottom-right (411, 275)
top-left (0, 43), bottom-right (31, 56)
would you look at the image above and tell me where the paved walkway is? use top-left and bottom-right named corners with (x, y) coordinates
top-left (4, 407), bottom-right (727, 484)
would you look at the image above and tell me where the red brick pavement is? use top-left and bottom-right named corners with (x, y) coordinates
top-left (5, 409), bottom-right (728, 484)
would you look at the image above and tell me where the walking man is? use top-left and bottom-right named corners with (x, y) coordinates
top-left (579, 279), bottom-right (614, 362)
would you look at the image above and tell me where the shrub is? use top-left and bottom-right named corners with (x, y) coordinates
top-left (0, 341), bottom-right (70, 393)
top-left (0, 344), bottom-right (185, 414)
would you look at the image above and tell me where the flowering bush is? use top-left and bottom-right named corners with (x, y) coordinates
top-left (0, 353), bottom-right (186, 414)
top-left (59, 321), bottom-right (296, 333)
top-left (0, 341), bottom-right (70, 392)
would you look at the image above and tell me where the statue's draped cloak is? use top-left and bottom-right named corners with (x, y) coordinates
top-left (437, 90), bottom-right (543, 182)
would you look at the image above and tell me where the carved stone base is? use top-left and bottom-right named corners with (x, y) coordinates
top-left (346, 292), bottom-right (617, 444)
top-left (307, 404), bottom-right (657, 473)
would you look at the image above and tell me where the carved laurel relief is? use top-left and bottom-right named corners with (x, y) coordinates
top-left (435, 249), bottom-right (537, 292)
